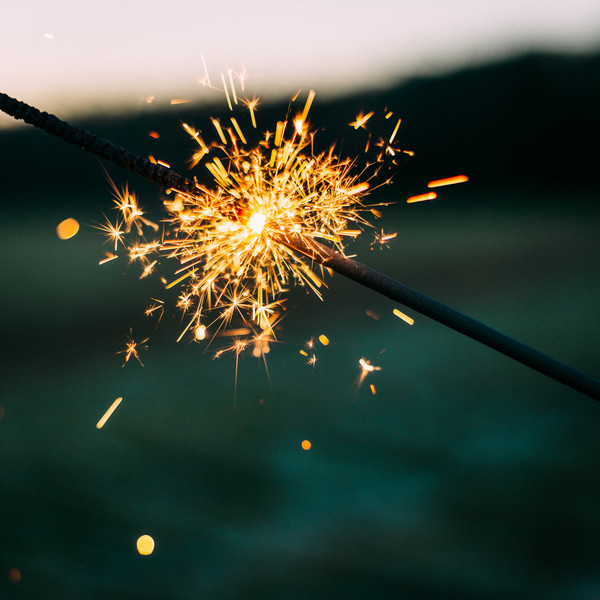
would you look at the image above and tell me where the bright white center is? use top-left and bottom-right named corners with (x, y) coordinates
top-left (247, 213), bottom-right (266, 235)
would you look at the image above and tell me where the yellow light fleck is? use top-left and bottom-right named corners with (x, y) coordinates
top-left (230, 118), bottom-right (247, 144)
top-left (389, 118), bottom-right (401, 144)
top-left (221, 73), bottom-right (233, 111)
top-left (299, 350), bottom-right (308, 356)
top-left (318, 334), bottom-right (329, 346)
top-left (148, 131), bottom-right (160, 139)
top-left (195, 324), bottom-right (206, 340)
top-left (427, 175), bottom-right (469, 188)
top-left (157, 159), bottom-right (171, 168)
top-left (96, 397), bottom-right (123, 429)
top-left (370, 384), bottom-right (377, 395)
top-left (136, 535), bottom-right (155, 556)
top-left (56, 218), bottom-right (79, 240)
top-left (300, 89), bottom-right (315, 123)
top-left (170, 98), bottom-right (193, 105)
top-left (407, 192), bottom-right (437, 204)
top-left (393, 308), bottom-right (414, 325)
top-left (301, 440), bottom-right (312, 450)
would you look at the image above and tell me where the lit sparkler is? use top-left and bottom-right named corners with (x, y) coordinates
top-left (2, 91), bottom-right (599, 400)
top-left (100, 88), bottom-right (394, 351)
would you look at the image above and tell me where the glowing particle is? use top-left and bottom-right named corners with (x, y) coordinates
top-left (318, 334), bottom-right (329, 346)
top-left (56, 218), bottom-right (79, 240)
top-left (170, 98), bottom-right (193, 105)
top-left (96, 397), bottom-right (123, 429)
top-left (221, 73), bottom-right (233, 110)
top-left (301, 440), bottom-right (312, 450)
top-left (300, 89), bottom-right (315, 123)
top-left (365, 309), bottom-right (380, 320)
top-left (194, 324), bottom-right (207, 340)
top-left (427, 175), bottom-right (469, 188)
top-left (370, 384), bottom-right (377, 395)
top-left (156, 159), bottom-right (171, 168)
top-left (300, 350), bottom-right (308, 356)
top-left (349, 111), bottom-right (374, 130)
top-left (393, 308), bottom-right (414, 325)
top-left (148, 131), bottom-right (160, 139)
top-left (407, 192), bottom-right (437, 204)
top-left (136, 535), bottom-right (155, 556)
top-left (347, 182), bottom-right (369, 196)
top-left (99, 252), bottom-right (118, 266)
top-left (359, 358), bottom-right (374, 372)
top-left (389, 118), bottom-right (402, 144)
top-left (142, 95), bottom-right (155, 104)
top-left (230, 118), bottom-right (247, 144)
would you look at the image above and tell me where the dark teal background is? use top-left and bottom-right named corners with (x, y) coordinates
top-left (1, 53), bottom-right (599, 599)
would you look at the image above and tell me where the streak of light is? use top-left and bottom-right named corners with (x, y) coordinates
top-left (427, 175), bottom-right (469, 188)
top-left (96, 397), bottom-right (123, 429)
top-left (393, 308), bottom-right (414, 325)
top-left (318, 334), bottom-right (330, 346)
top-left (98, 252), bottom-right (118, 265)
top-left (407, 192), bottom-right (437, 204)
top-left (349, 111), bottom-right (374, 130)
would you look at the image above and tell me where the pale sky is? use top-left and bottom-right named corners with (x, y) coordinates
top-left (1, 0), bottom-right (600, 128)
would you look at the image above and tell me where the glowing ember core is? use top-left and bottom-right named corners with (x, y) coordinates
top-left (247, 212), bottom-right (266, 235)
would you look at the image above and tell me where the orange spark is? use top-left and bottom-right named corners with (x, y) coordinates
top-left (427, 175), bottom-right (469, 188)
top-left (349, 111), bottom-right (374, 130)
top-left (407, 192), bottom-right (437, 204)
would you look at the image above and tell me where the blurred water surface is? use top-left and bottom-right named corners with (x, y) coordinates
top-left (1, 186), bottom-right (599, 599)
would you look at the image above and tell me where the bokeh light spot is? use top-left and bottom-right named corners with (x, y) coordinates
top-left (56, 218), bottom-right (79, 240)
top-left (301, 440), bottom-right (312, 450)
top-left (136, 534), bottom-right (155, 555)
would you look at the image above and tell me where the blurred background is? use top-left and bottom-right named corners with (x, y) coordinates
top-left (1, 2), bottom-right (600, 599)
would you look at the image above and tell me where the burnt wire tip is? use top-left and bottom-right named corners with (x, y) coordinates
top-left (1, 91), bottom-right (599, 402)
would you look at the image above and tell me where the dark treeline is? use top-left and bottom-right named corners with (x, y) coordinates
top-left (1, 51), bottom-right (598, 204)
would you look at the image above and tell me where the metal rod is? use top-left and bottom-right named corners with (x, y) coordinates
top-left (2, 91), bottom-right (598, 401)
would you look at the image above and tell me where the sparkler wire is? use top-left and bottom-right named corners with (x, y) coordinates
top-left (1, 92), bottom-right (598, 402)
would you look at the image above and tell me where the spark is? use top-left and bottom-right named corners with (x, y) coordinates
top-left (349, 111), bottom-right (374, 130)
top-left (427, 175), bottom-right (469, 188)
top-left (389, 118), bottom-right (401, 144)
top-left (148, 131), bottom-right (160, 139)
top-left (170, 98), bottom-right (193, 105)
top-left (96, 397), bottom-right (123, 429)
top-left (407, 192), bottom-right (437, 204)
top-left (393, 308), bottom-right (414, 325)
top-left (370, 384), bottom-right (377, 395)
top-left (318, 334), bottom-right (329, 346)
top-left (358, 357), bottom-right (381, 388)
top-left (118, 332), bottom-right (148, 367)
top-left (301, 440), bottom-right (312, 450)
top-left (99, 252), bottom-right (118, 265)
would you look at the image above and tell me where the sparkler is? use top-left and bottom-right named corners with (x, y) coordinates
top-left (1, 91), bottom-right (599, 401)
